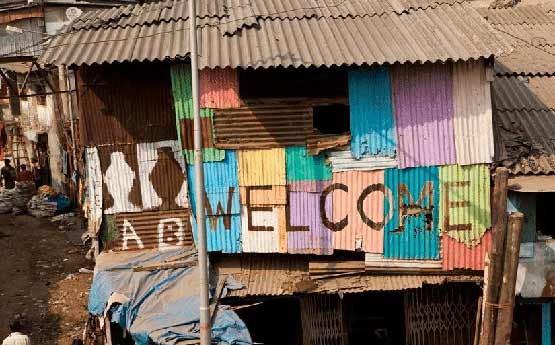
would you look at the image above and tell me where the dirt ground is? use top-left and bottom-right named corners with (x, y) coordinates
top-left (0, 213), bottom-right (94, 344)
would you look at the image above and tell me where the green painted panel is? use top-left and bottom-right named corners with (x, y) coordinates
top-left (183, 148), bottom-right (225, 165)
top-left (439, 164), bottom-right (491, 246)
top-left (286, 146), bottom-right (332, 182)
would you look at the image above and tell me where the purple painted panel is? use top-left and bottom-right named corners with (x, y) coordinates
top-left (287, 191), bottom-right (333, 255)
top-left (391, 63), bottom-right (456, 168)
top-left (288, 180), bottom-right (332, 193)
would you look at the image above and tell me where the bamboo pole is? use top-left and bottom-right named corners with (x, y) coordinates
top-left (494, 212), bottom-right (524, 345)
top-left (481, 167), bottom-right (509, 345)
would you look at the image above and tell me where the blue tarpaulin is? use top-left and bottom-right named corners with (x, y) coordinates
top-left (88, 248), bottom-right (252, 345)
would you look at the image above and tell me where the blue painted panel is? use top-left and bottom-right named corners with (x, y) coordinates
top-left (348, 67), bottom-right (396, 159)
top-left (507, 191), bottom-right (536, 243)
top-left (542, 302), bottom-right (552, 345)
top-left (384, 166), bottom-right (440, 259)
top-left (187, 150), bottom-right (241, 253)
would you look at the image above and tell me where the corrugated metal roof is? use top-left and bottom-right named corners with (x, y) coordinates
top-left (477, 5), bottom-right (555, 25)
top-left (452, 60), bottom-right (494, 165)
top-left (392, 62), bottom-right (456, 168)
top-left (493, 76), bottom-right (555, 111)
top-left (332, 170), bottom-right (384, 253)
top-left (438, 164), bottom-right (491, 247)
top-left (215, 255), bottom-right (482, 297)
top-left (348, 66), bottom-right (396, 159)
top-left (383, 166), bottom-right (440, 260)
top-left (40, 3), bottom-right (510, 68)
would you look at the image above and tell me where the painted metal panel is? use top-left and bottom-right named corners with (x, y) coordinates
top-left (508, 192), bottom-right (536, 243)
top-left (439, 164), bottom-right (491, 247)
top-left (213, 103), bottom-right (313, 149)
top-left (452, 60), bottom-right (494, 165)
top-left (442, 230), bottom-right (491, 270)
top-left (384, 166), bottom-right (440, 260)
top-left (186, 150), bottom-right (241, 253)
top-left (391, 63), bottom-right (456, 168)
top-left (328, 149), bottom-right (398, 172)
top-left (348, 66), bottom-right (396, 158)
top-left (111, 210), bottom-right (193, 251)
top-left (288, 180), bottom-right (331, 193)
top-left (86, 147), bottom-right (103, 236)
top-left (238, 148), bottom-right (286, 186)
top-left (542, 302), bottom-right (551, 345)
top-left (199, 68), bottom-right (240, 109)
top-left (285, 146), bottom-right (331, 182)
top-left (288, 187), bottom-right (333, 255)
top-left (136, 140), bottom-right (189, 211)
top-left (77, 64), bottom-right (176, 146)
top-left (241, 205), bottom-right (287, 253)
top-left (171, 64), bottom-right (194, 120)
top-left (239, 186), bottom-right (287, 205)
top-left (332, 170), bottom-right (384, 253)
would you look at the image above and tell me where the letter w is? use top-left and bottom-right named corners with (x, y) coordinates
top-left (203, 187), bottom-right (235, 231)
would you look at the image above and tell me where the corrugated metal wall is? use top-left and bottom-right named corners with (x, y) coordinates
top-left (348, 66), bottom-right (396, 158)
top-left (77, 63), bottom-right (176, 146)
top-left (288, 185), bottom-right (333, 255)
top-left (112, 210), bottom-right (193, 251)
top-left (199, 68), bottom-right (240, 108)
top-left (438, 164), bottom-right (491, 246)
top-left (442, 230), bottom-right (491, 270)
top-left (328, 150), bottom-right (398, 172)
top-left (238, 148), bottom-right (286, 186)
top-left (86, 148), bottom-right (103, 236)
top-left (332, 170), bottom-right (384, 253)
top-left (391, 63), bottom-right (456, 168)
top-left (187, 150), bottom-right (241, 253)
top-left (0, 18), bottom-right (44, 57)
top-left (241, 205), bottom-right (287, 253)
top-left (213, 103), bottom-right (313, 149)
top-left (384, 166), bottom-right (440, 260)
top-left (285, 146), bottom-right (331, 182)
top-left (452, 60), bottom-right (494, 165)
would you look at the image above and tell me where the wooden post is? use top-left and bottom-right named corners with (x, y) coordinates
top-left (481, 167), bottom-right (509, 345)
top-left (474, 296), bottom-right (483, 345)
top-left (493, 212), bottom-right (524, 345)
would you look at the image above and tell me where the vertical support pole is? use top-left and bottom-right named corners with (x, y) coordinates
top-left (494, 212), bottom-right (524, 345)
top-left (542, 302), bottom-right (552, 345)
top-left (481, 167), bottom-right (509, 345)
top-left (189, 0), bottom-right (211, 344)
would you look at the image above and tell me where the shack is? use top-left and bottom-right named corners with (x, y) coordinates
top-left (39, 0), bottom-right (512, 344)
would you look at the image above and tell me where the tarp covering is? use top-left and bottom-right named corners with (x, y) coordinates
top-left (88, 248), bottom-right (252, 345)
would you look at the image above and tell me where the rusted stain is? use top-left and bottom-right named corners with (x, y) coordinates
top-left (213, 100), bottom-right (313, 149)
top-left (179, 117), bottom-right (215, 149)
top-left (199, 68), bottom-right (240, 109)
top-left (76, 63), bottom-right (177, 146)
top-left (0, 6), bottom-right (43, 24)
top-left (111, 209), bottom-right (193, 251)
top-left (306, 133), bottom-right (351, 156)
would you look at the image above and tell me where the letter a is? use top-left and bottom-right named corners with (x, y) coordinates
top-left (122, 219), bottom-right (144, 250)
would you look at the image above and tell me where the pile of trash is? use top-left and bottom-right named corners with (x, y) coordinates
top-left (0, 182), bottom-right (35, 215)
top-left (27, 185), bottom-right (71, 218)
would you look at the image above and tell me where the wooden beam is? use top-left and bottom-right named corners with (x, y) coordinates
top-left (493, 212), bottom-right (524, 345)
top-left (474, 296), bottom-right (483, 345)
top-left (481, 167), bottom-right (509, 345)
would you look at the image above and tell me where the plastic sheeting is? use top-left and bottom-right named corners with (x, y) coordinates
top-left (88, 248), bottom-right (252, 345)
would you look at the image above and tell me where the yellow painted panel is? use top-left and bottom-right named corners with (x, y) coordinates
top-left (238, 148), bottom-right (286, 186)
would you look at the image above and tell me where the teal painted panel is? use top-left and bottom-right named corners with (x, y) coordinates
top-left (507, 192), bottom-right (536, 243)
top-left (286, 146), bottom-right (331, 182)
top-left (348, 66), bottom-right (396, 159)
top-left (542, 302), bottom-right (551, 345)
top-left (384, 166), bottom-right (440, 259)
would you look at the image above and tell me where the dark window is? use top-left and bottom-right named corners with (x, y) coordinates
top-left (313, 103), bottom-right (350, 135)
top-left (535, 192), bottom-right (555, 238)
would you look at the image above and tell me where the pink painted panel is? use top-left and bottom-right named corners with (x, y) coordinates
top-left (442, 230), bottom-right (492, 270)
top-left (199, 68), bottom-right (240, 109)
top-left (332, 170), bottom-right (384, 253)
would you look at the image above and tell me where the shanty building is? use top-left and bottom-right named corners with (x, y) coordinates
top-left (39, 0), bottom-right (512, 344)
top-left (481, 3), bottom-right (555, 344)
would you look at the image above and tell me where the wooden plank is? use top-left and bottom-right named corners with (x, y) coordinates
top-left (493, 212), bottom-right (524, 345)
top-left (481, 167), bottom-right (509, 345)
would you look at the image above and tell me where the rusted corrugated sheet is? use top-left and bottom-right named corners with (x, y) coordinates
top-left (86, 147), bottom-right (103, 236)
top-left (0, 6), bottom-right (43, 24)
top-left (77, 63), bottom-right (176, 146)
top-left (452, 60), bottom-right (494, 165)
top-left (332, 170), bottom-right (384, 253)
top-left (288, 185), bottom-right (333, 255)
top-left (186, 151), bottom-right (241, 253)
top-left (384, 166), bottom-right (440, 260)
top-left (97, 140), bottom-right (188, 215)
top-left (285, 146), bottom-right (331, 183)
top-left (438, 164), bottom-right (491, 247)
top-left (241, 205), bottom-right (287, 253)
top-left (237, 148), bottom-right (286, 186)
top-left (40, 3), bottom-right (510, 69)
top-left (442, 230), bottom-right (491, 270)
top-left (392, 63), bottom-right (456, 168)
top-left (328, 150), bottom-right (398, 172)
top-left (348, 66), bottom-right (396, 158)
top-left (213, 104), bottom-right (313, 149)
top-left (306, 133), bottom-right (350, 156)
top-left (110, 209), bottom-right (193, 251)
top-left (199, 68), bottom-right (240, 109)
top-left (0, 18), bottom-right (43, 58)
